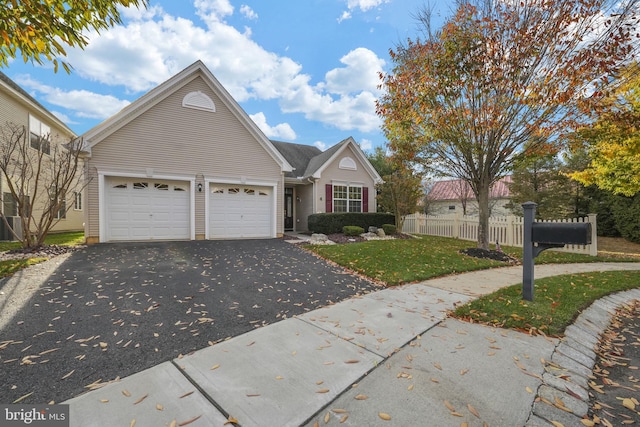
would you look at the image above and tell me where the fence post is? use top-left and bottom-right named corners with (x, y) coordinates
top-left (453, 213), bottom-right (460, 239)
top-left (588, 214), bottom-right (598, 256)
top-left (506, 215), bottom-right (514, 246)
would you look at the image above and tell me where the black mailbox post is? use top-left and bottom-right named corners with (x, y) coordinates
top-left (522, 202), bottom-right (593, 301)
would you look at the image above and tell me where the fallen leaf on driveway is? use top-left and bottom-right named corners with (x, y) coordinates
top-left (61, 370), bottom-right (75, 380)
top-left (622, 398), bottom-right (636, 411)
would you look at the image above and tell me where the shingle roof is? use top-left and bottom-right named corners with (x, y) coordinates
top-left (270, 140), bottom-right (322, 178)
top-left (271, 138), bottom-right (354, 179)
top-left (428, 176), bottom-right (512, 201)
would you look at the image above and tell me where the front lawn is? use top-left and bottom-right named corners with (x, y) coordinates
top-left (306, 235), bottom-right (635, 286)
top-left (452, 270), bottom-right (640, 336)
top-left (0, 231), bottom-right (84, 278)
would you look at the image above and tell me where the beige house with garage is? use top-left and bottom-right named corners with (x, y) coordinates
top-left (81, 60), bottom-right (381, 243)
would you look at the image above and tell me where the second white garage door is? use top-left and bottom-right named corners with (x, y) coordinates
top-left (106, 178), bottom-right (190, 241)
top-left (209, 185), bottom-right (273, 238)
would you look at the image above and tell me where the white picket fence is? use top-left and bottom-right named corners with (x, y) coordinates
top-left (402, 213), bottom-right (598, 256)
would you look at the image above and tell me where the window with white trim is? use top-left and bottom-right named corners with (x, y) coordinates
top-left (333, 184), bottom-right (362, 213)
top-left (74, 192), bottom-right (82, 211)
top-left (29, 115), bottom-right (51, 154)
top-left (49, 187), bottom-right (66, 219)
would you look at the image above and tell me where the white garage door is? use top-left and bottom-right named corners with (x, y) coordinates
top-left (106, 178), bottom-right (190, 241)
top-left (209, 185), bottom-right (273, 238)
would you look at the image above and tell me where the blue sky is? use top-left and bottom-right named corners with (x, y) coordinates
top-left (3, 0), bottom-right (450, 152)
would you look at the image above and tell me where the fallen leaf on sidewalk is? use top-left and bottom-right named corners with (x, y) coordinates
top-left (468, 403), bottom-right (480, 418)
top-left (180, 415), bottom-right (202, 426)
top-left (133, 394), bottom-right (148, 405)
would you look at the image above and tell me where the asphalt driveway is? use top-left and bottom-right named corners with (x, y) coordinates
top-left (0, 239), bottom-right (379, 405)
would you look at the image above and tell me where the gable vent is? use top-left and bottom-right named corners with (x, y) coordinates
top-left (182, 91), bottom-right (216, 112)
top-left (339, 157), bottom-right (357, 171)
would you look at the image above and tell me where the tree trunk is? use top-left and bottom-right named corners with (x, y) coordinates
top-left (477, 183), bottom-right (491, 250)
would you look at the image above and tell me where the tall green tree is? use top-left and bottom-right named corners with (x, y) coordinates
top-left (366, 147), bottom-right (423, 229)
top-left (507, 150), bottom-right (576, 219)
top-left (0, 0), bottom-right (147, 73)
top-left (377, 0), bottom-right (639, 249)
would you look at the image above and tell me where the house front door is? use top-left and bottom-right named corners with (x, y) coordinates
top-left (284, 188), bottom-right (294, 230)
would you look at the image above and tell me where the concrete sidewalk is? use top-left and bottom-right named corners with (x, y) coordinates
top-left (65, 262), bottom-right (640, 426)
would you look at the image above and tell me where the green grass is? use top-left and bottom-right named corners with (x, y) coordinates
top-left (0, 231), bottom-right (84, 278)
top-left (307, 234), bottom-right (640, 336)
top-left (306, 235), bottom-right (636, 286)
top-left (0, 258), bottom-right (47, 277)
top-left (0, 231), bottom-right (84, 252)
top-left (452, 270), bottom-right (640, 336)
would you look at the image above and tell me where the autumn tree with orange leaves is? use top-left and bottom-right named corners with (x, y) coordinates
top-left (377, 0), bottom-right (640, 249)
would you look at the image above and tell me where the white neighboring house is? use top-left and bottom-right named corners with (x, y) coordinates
top-left (426, 176), bottom-right (513, 216)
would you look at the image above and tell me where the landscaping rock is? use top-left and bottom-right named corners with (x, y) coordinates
top-left (376, 228), bottom-right (386, 237)
top-left (310, 233), bottom-right (335, 245)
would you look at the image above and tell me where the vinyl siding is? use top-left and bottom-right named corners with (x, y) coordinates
top-left (316, 145), bottom-right (376, 213)
top-left (294, 184), bottom-right (314, 231)
top-left (85, 74), bottom-right (283, 240)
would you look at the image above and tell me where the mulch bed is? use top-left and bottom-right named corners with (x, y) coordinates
top-left (460, 248), bottom-right (520, 263)
top-left (1, 244), bottom-right (82, 261)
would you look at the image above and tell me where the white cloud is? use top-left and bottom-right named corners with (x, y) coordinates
top-left (194, 0), bottom-right (234, 24)
top-left (52, 3), bottom-right (384, 133)
top-left (324, 48), bottom-right (385, 95)
top-left (359, 138), bottom-right (373, 151)
top-left (13, 75), bottom-right (130, 119)
top-left (346, 0), bottom-right (389, 12)
top-left (249, 112), bottom-right (296, 140)
top-left (240, 5), bottom-right (258, 20)
top-left (314, 141), bottom-right (327, 151)
top-left (51, 111), bottom-right (77, 125)
top-left (337, 11), bottom-right (352, 23)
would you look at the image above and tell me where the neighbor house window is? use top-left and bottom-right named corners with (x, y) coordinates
top-left (333, 184), bottom-right (362, 213)
top-left (4, 192), bottom-right (30, 217)
top-left (49, 187), bottom-right (66, 219)
top-left (55, 199), bottom-right (66, 219)
top-left (29, 115), bottom-right (51, 155)
top-left (74, 192), bottom-right (82, 211)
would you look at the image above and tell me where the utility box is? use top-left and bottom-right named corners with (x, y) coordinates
top-left (532, 222), bottom-right (592, 246)
top-left (0, 216), bottom-right (22, 241)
